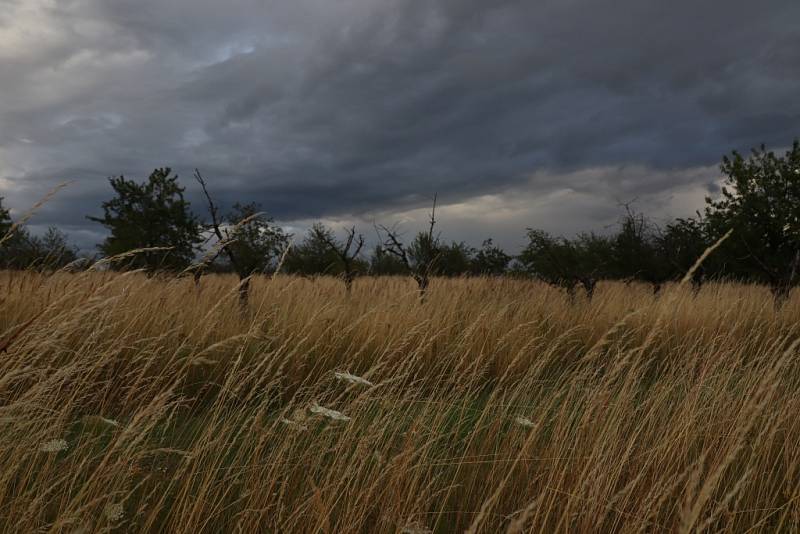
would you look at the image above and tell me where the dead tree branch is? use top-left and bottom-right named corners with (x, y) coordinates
top-left (321, 226), bottom-right (365, 293)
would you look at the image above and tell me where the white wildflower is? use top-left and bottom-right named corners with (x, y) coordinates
top-left (401, 522), bottom-right (432, 534)
top-left (515, 416), bottom-right (536, 428)
top-left (104, 502), bottom-right (124, 522)
top-left (99, 417), bottom-right (119, 427)
top-left (795, 168), bottom-right (800, 175)
top-left (310, 403), bottom-right (351, 422)
top-left (190, 357), bottom-right (218, 366)
top-left (280, 418), bottom-right (308, 431)
top-left (39, 438), bottom-right (68, 452)
top-left (334, 371), bottom-right (374, 387)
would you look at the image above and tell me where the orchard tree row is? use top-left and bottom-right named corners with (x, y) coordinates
top-left (1, 140), bottom-right (799, 305)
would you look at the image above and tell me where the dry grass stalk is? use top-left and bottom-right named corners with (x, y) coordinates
top-left (0, 269), bottom-right (797, 532)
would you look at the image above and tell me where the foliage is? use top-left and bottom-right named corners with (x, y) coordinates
top-left (434, 241), bottom-right (474, 277)
top-left (0, 198), bottom-right (79, 270)
top-left (408, 231), bottom-right (441, 274)
top-left (704, 141), bottom-right (800, 300)
top-left (368, 245), bottom-right (407, 275)
top-left (87, 168), bottom-right (202, 272)
top-left (471, 238), bottom-right (512, 276)
top-left (283, 223), bottom-right (350, 276)
top-left (655, 217), bottom-right (711, 285)
top-left (0, 197), bottom-right (10, 236)
top-left (218, 202), bottom-right (290, 275)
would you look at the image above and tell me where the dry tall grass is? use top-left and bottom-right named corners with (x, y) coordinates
top-left (1, 271), bottom-right (799, 533)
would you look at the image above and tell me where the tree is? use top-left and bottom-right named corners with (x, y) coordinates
top-left (88, 168), bottom-right (201, 272)
top-left (704, 140), bottom-right (800, 305)
top-left (655, 217), bottom-right (711, 292)
top-left (283, 223), bottom-right (344, 276)
top-left (0, 197), bottom-right (23, 267)
top-left (380, 195), bottom-right (440, 300)
top-left (471, 239), bottom-right (511, 276)
top-left (223, 202), bottom-right (289, 275)
top-left (612, 204), bottom-right (668, 294)
top-left (518, 229), bottom-right (601, 300)
top-left (434, 241), bottom-right (473, 277)
top-left (369, 245), bottom-right (407, 275)
top-left (30, 227), bottom-right (79, 270)
top-left (0, 197), bottom-right (10, 237)
top-left (0, 198), bottom-right (78, 270)
top-left (319, 226), bottom-right (366, 293)
top-left (194, 170), bottom-right (290, 308)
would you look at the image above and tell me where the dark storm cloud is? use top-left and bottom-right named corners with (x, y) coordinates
top-left (0, 0), bottom-right (798, 250)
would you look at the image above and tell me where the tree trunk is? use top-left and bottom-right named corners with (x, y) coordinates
top-left (238, 276), bottom-right (251, 311)
top-left (771, 281), bottom-right (791, 310)
top-left (652, 282), bottom-right (662, 298)
top-left (415, 274), bottom-right (429, 303)
top-left (564, 280), bottom-right (577, 304)
top-left (343, 272), bottom-right (354, 294)
top-left (581, 277), bottom-right (596, 301)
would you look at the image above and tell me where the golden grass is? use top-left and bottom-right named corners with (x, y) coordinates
top-left (0, 271), bottom-right (798, 532)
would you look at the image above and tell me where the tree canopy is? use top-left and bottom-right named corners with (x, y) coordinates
top-left (1, 139), bottom-right (799, 307)
top-left (87, 168), bottom-right (202, 272)
top-left (704, 141), bottom-right (800, 301)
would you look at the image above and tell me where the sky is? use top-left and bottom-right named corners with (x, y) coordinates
top-left (0, 0), bottom-right (798, 253)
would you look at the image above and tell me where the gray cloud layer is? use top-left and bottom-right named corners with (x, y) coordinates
top-left (1, 0), bottom-right (798, 250)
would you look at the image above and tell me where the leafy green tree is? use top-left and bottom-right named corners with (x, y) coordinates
top-left (704, 140), bottom-right (800, 304)
top-left (0, 197), bottom-right (78, 270)
top-left (408, 231), bottom-right (441, 274)
top-left (221, 202), bottom-right (290, 275)
top-left (88, 168), bottom-right (201, 272)
top-left (193, 170), bottom-right (290, 308)
top-left (30, 227), bottom-right (79, 269)
top-left (369, 245), bottom-right (407, 275)
top-left (283, 223), bottom-right (345, 276)
top-left (655, 217), bottom-right (711, 291)
top-left (518, 230), bottom-right (593, 299)
top-left (435, 241), bottom-right (474, 277)
top-left (0, 197), bottom-right (10, 237)
top-left (518, 230), bottom-right (614, 299)
top-left (611, 205), bottom-right (670, 294)
top-left (471, 239), bottom-right (511, 276)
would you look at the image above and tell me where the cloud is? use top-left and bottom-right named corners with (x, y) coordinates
top-left (1, 0), bottom-right (798, 251)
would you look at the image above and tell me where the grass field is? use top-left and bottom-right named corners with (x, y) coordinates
top-left (1, 271), bottom-right (799, 533)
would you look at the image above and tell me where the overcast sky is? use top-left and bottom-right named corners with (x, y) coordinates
top-left (1, 0), bottom-right (798, 253)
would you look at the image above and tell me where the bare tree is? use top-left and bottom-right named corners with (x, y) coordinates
top-left (320, 226), bottom-right (365, 293)
top-left (193, 170), bottom-right (253, 309)
top-left (379, 194), bottom-right (440, 301)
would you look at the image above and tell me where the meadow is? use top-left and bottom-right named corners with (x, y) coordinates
top-left (1, 270), bottom-right (799, 533)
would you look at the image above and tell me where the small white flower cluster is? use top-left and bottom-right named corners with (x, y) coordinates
top-left (334, 371), bottom-right (374, 387)
top-left (191, 357), bottom-right (218, 366)
top-left (39, 439), bottom-right (68, 453)
top-left (401, 522), bottom-right (432, 534)
top-left (280, 418), bottom-right (309, 431)
top-left (515, 416), bottom-right (536, 428)
top-left (99, 417), bottom-right (119, 427)
top-left (310, 403), bottom-right (351, 421)
top-left (104, 502), bottom-right (124, 522)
